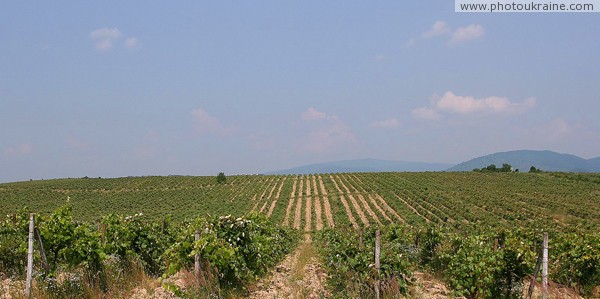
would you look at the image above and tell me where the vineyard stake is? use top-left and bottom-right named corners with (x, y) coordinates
top-left (195, 230), bottom-right (201, 284)
top-left (25, 213), bottom-right (34, 298)
top-left (542, 232), bottom-right (548, 299)
top-left (374, 229), bottom-right (381, 299)
top-left (359, 228), bottom-right (363, 250)
top-left (34, 227), bottom-right (49, 275)
top-left (101, 223), bottom-right (106, 245)
top-left (528, 238), bottom-right (544, 299)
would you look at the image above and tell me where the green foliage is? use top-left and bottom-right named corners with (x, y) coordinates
top-left (439, 234), bottom-right (503, 298)
top-left (101, 213), bottom-right (173, 275)
top-left (216, 172), bottom-right (227, 184)
top-left (1, 173), bottom-right (599, 296)
top-left (162, 212), bottom-right (297, 287)
top-left (0, 206), bottom-right (297, 296)
top-left (0, 208), bottom-right (29, 277)
top-left (553, 232), bottom-right (600, 296)
top-left (316, 226), bottom-right (412, 297)
top-left (529, 166), bottom-right (542, 173)
top-left (473, 164), bottom-right (512, 172)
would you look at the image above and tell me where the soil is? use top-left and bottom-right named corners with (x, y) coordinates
top-left (318, 176), bottom-right (335, 228)
top-left (248, 235), bottom-right (328, 299)
top-left (283, 177), bottom-right (298, 226)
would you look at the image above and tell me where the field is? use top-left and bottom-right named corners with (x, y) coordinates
top-left (1, 172), bottom-right (598, 232)
top-left (1, 172), bottom-right (599, 298)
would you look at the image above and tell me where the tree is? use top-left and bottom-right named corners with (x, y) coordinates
top-left (485, 164), bottom-right (497, 172)
top-left (501, 163), bottom-right (512, 172)
top-left (216, 172), bottom-right (227, 184)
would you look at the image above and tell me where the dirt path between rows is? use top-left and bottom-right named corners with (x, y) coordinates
top-left (304, 177), bottom-right (312, 232)
top-left (394, 193), bottom-right (430, 223)
top-left (267, 177), bottom-right (287, 217)
top-left (293, 179), bottom-right (304, 229)
top-left (283, 177), bottom-right (298, 226)
top-left (330, 175), bottom-right (359, 229)
top-left (375, 194), bottom-right (405, 223)
top-left (318, 176), bottom-right (335, 228)
top-left (312, 176), bottom-right (323, 231)
top-left (367, 194), bottom-right (392, 222)
top-left (335, 175), bottom-right (369, 226)
top-left (248, 235), bottom-right (328, 299)
top-left (260, 178), bottom-right (280, 213)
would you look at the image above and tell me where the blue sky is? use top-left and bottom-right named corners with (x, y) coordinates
top-left (1, 1), bottom-right (599, 182)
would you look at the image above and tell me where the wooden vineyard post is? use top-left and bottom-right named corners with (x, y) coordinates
top-left (195, 230), bottom-right (201, 284)
top-left (374, 229), bottom-right (381, 299)
top-left (25, 213), bottom-right (34, 298)
top-left (528, 237), bottom-right (544, 299)
top-left (542, 232), bottom-right (548, 299)
top-left (194, 230), bottom-right (205, 285)
top-left (33, 227), bottom-right (49, 275)
top-left (359, 228), bottom-right (363, 250)
top-left (101, 223), bottom-right (106, 245)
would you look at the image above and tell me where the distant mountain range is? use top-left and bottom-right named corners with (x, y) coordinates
top-left (265, 158), bottom-right (452, 175)
top-left (448, 150), bottom-right (600, 172)
top-left (265, 150), bottom-right (600, 174)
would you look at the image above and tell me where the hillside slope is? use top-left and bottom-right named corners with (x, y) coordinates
top-left (265, 158), bottom-right (452, 175)
top-left (448, 150), bottom-right (600, 172)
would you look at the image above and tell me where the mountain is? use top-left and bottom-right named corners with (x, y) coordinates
top-left (448, 150), bottom-right (600, 172)
top-left (265, 158), bottom-right (453, 175)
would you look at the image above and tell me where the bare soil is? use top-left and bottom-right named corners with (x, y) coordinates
top-left (367, 194), bottom-right (392, 222)
top-left (334, 175), bottom-right (369, 226)
top-left (248, 235), bottom-right (328, 299)
top-left (293, 178), bottom-right (304, 229)
top-left (394, 193), bottom-right (430, 223)
top-left (267, 177), bottom-right (287, 217)
top-left (283, 177), bottom-right (298, 226)
top-left (375, 194), bottom-right (406, 223)
top-left (318, 176), bottom-right (335, 228)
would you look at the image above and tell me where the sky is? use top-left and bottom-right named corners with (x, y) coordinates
top-left (1, 1), bottom-right (600, 183)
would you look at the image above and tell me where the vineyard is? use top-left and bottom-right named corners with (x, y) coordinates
top-left (2, 172), bottom-right (598, 231)
top-left (1, 172), bottom-right (599, 298)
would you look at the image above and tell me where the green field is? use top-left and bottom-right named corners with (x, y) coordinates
top-left (1, 172), bottom-right (599, 297)
top-left (1, 172), bottom-right (598, 232)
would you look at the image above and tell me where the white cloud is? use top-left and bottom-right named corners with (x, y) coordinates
top-left (4, 143), bottom-right (34, 156)
top-left (301, 121), bottom-right (357, 154)
top-left (132, 145), bottom-right (158, 160)
top-left (124, 37), bottom-right (138, 49)
top-left (423, 21), bottom-right (450, 38)
top-left (191, 108), bottom-right (235, 136)
top-left (412, 107), bottom-right (441, 120)
top-left (90, 28), bottom-right (122, 51)
top-left (403, 38), bottom-right (417, 48)
top-left (413, 91), bottom-right (536, 120)
top-left (65, 135), bottom-right (92, 150)
top-left (450, 24), bottom-right (485, 44)
top-left (90, 28), bottom-right (122, 40)
top-left (371, 118), bottom-right (401, 129)
top-left (436, 92), bottom-right (535, 114)
top-left (301, 107), bottom-right (328, 121)
top-left (298, 108), bottom-right (357, 153)
top-left (373, 54), bottom-right (387, 62)
top-left (90, 28), bottom-right (139, 51)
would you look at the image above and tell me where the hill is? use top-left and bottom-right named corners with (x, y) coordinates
top-left (448, 150), bottom-right (600, 172)
top-left (265, 158), bottom-right (452, 175)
